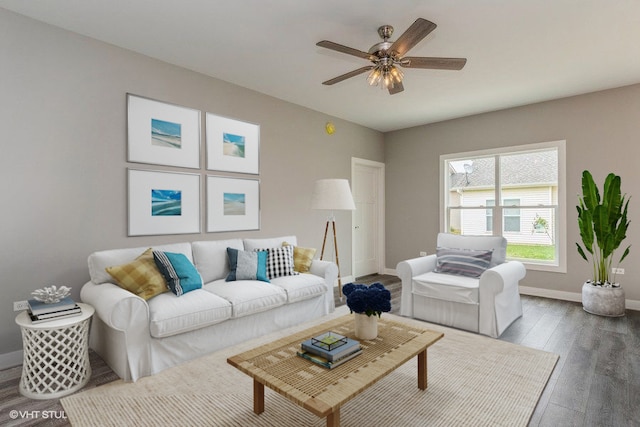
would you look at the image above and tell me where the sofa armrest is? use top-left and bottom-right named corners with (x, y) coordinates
top-left (80, 281), bottom-right (149, 331)
top-left (478, 261), bottom-right (526, 337)
top-left (308, 259), bottom-right (339, 313)
top-left (479, 261), bottom-right (526, 294)
top-left (81, 281), bottom-right (153, 381)
top-left (396, 255), bottom-right (437, 317)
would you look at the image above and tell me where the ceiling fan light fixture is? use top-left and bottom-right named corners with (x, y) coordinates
top-left (367, 66), bottom-right (382, 86)
top-left (367, 63), bottom-right (403, 89)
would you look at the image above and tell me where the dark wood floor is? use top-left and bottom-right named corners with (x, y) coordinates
top-left (352, 274), bottom-right (640, 427)
top-left (2, 274), bottom-right (638, 426)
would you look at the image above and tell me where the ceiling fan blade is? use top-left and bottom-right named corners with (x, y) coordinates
top-left (389, 81), bottom-right (404, 95)
top-left (402, 57), bottom-right (467, 70)
top-left (316, 40), bottom-right (374, 61)
top-left (390, 18), bottom-right (437, 57)
top-left (322, 66), bottom-right (374, 85)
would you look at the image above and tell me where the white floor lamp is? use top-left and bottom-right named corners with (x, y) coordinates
top-left (311, 179), bottom-right (356, 298)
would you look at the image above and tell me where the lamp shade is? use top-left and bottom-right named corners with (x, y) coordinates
top-left (311, 179), bottom-right (356, 211)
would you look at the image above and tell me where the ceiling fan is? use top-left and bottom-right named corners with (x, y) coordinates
top-left (317, 18), bottom-right (467, 95)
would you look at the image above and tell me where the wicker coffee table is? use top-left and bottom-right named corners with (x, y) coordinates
top-left (227, 314), bottom-right (443, 427)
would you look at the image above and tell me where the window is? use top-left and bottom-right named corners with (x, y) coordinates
top-left (486, 199), bottom-right (520, 232)
top-left (503, 199), bottom-right (521, 232)
top-left (441, 141), bottom-right (566, 272)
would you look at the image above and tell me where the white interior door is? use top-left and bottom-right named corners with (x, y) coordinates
top-left (352, 158), bottom-right (385, 278)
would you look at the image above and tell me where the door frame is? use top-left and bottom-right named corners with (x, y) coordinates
top-left (351, 157), bottom-right (386, 279)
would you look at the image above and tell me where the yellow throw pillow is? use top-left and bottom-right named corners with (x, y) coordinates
top-left (283, 242), bottom-right (316, 273)
top-left (106, 248), bottom-right (169, 300)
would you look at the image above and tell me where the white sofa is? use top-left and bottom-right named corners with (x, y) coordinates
top-left (397, 233), bottom-right (526, 338)
top-left (80, 235), bottom-right (337, 381)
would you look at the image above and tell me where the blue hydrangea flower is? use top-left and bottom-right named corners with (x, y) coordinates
top-left (342, 282), bottom-right (391, 317)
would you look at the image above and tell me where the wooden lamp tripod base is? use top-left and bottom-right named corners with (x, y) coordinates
top-left (319, 218), bottom-right (343, 298)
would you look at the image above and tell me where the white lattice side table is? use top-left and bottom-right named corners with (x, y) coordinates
top-left (15, 303), bottom-right (94, 400)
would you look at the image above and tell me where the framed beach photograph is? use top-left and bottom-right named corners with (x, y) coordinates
top-left (128, 94), bottom-right (201, 168)
top-left (206, 113), bottom-right (260, 174)
top-left (128, 169), bottom-right (201, 236)
top-left (207, 176), bottom-right (260, 232)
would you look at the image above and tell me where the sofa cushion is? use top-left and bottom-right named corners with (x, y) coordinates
top-left (192, 239), bottom-right (244, 283)
top-left (153, 251), bottom-right (203, 296)
top-left (147, 289), bottom-right (232, 338)
top-left (89, 242), bottom-right (193, 285)
top-left (105, 248), bottom-right (168, 300)
top-left (270, 273), bottom-right (327, 303)
top-left (434, 247), bottom-right (493, 278)
top-left (284, 242), bottom-right (317, 273)
top-left (413, 271), bottom-right (479, 305)
top-left (203, 279), bottom-right (287, 318)
top-left (243, 235), bottom-right (297, 251)
top-left (226, 248), bottom-right (269, 283)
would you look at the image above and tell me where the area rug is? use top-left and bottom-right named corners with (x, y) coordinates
top-left (61, 306), bottom-right (558, 426)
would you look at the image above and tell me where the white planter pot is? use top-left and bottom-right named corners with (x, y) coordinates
top-left (354, 313), bottom-right (378, 340)
top-left (581, 282), bottom-right (625, 317)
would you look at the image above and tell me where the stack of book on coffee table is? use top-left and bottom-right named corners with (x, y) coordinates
top-left (297, 331), bottom-right (362, 369)
top-left (28, 297), bottom-right (81, 323)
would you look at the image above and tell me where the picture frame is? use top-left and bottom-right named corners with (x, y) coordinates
top-left (206, 113), bottom-right (260, 174)
top-left (127, 94), bottom-right (201, 168)
top-left (128, 169), bottom-right (201, 236)
top-left (207, 176), bottom-right (260, 232)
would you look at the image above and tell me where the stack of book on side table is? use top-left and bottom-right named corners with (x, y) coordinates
top-left (27, 296), bottom-right (81, 323)
top-left (297, 331), bottom-right (362, 369)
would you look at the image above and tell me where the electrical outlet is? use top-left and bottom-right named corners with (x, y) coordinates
top-left (13, 300), bottom-right (29, 311)
top-left (419, 251), bottom-right (427, 257)
top-left (612, 268), bottom-right (625, 275)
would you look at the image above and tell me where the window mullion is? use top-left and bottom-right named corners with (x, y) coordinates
top-left (494, 154), bottom-right (502, 236)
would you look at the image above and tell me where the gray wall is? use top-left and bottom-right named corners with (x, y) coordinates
top-left (0, 9), bottom-right (384, 357)
top-left (385, 83), bottom-right (640, 301)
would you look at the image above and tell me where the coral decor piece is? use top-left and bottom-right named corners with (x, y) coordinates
top-left (342, 282), bottom-right (391, 317)
top-left (31, 285), bottom-right (72, 304)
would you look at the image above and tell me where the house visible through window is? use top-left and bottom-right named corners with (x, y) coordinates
top-left (486, 199), bottom-right (520, 232)
top-left (441, 141), bottom-right (566, 272)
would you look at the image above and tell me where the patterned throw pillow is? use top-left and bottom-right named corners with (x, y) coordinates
top-left (153, 251), bottom-right (203, 296)
top-left (105, 248), bottom-right (169, 300)
top-left (257, 245), bottom-right (298, 279)
top-left (283, 242), bottom-right (316, 273)
top-left (226, 248), bottom-right (269, 282)
top-left (434, 247), bottom-right (494, 278)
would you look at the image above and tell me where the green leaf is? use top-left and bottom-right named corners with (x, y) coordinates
top-left (581, 170), bottom-right (599, 211)
top-left (576, 243), bottom-right (589, 261)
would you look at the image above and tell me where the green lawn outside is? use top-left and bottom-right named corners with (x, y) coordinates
top-left (507, 243), bottom-right (555, 260)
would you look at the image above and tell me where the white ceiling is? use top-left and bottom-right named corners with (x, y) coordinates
top-left (3, 0), bottom-right (640, 132)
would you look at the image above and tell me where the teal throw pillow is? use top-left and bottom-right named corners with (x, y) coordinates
top-left (153, 251), bottom-right (203, 296)
top-left (226, 248), bottom-right (269, 283)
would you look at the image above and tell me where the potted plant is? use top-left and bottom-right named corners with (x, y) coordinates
top-left (342, 282), bottom-right (391, 340)
top-left (576, 170), bottom-right (630, 316)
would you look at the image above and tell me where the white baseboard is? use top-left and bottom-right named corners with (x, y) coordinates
top-left (0, 350), bottom-right (23, 370)
top-left (519, 286), bottom-right (640, 311)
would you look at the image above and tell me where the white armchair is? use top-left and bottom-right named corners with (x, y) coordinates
top-left (397, 233), bottom-right (526, 338)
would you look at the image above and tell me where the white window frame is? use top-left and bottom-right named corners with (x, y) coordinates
top-left (440, 140), bottom-right (566, 273)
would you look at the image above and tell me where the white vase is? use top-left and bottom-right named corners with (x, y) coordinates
top-left (354, 313), bottom-right (378, 340)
